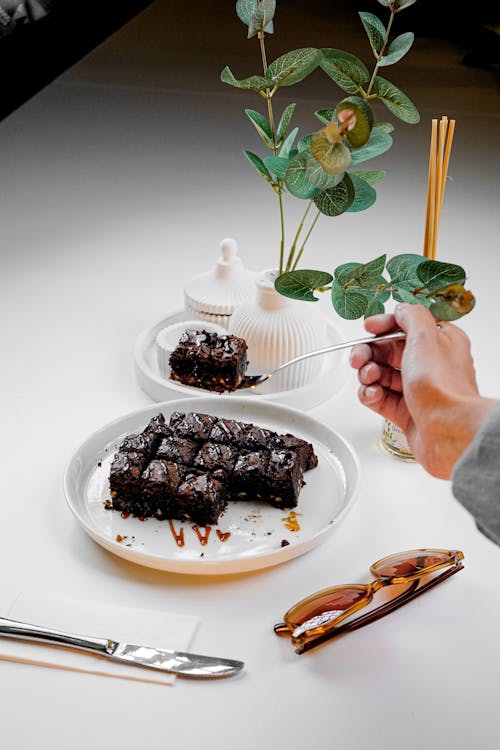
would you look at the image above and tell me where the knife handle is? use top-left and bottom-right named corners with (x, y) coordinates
top-left (0, 617), bottom-right (113, 655)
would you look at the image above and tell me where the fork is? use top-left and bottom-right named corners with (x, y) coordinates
top-left (236, 330), bottom-right (407, 389)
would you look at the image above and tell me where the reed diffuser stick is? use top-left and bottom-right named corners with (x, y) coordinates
top-left (423, 116), bottom-right (455, 260)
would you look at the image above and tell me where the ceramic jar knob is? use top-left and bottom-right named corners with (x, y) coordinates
top-left (183, 238), bottom-right (257, 329)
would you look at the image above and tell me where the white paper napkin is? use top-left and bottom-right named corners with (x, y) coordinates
top-left (0, 592), bottom-right (199, 686)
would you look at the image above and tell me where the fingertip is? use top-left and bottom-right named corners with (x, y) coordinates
top-left (358, 384), bottom-right (382, 404)
top-left (349, 343), bottom-right (372, 369)
top-left (364, 313), bottom-right (397, 335)
top-left (394, 302), bottom-right (435, 332)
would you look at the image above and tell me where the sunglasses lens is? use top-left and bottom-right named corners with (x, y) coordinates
top-left (288, 587), bottom-right (368, 627)
top-left (372, 550), bottom-right (453, 580)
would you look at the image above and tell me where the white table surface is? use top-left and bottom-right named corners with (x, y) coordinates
top-left (1, 2), bottom-right (499, 748)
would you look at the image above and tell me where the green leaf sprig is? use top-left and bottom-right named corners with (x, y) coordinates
top-left (275, 254), bottom-right (475, 322)
top-left (221, 0), bottom-right (420, 276)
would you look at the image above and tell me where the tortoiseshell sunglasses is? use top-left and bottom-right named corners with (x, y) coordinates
top-left (274, 549), bottom-right (464, 654)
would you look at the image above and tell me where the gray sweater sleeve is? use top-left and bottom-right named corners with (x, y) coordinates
top-left (452, 402), bottom-right (500, 545)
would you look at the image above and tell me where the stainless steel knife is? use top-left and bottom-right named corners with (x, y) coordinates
top-left (0, 616), bottom-right (244, 679)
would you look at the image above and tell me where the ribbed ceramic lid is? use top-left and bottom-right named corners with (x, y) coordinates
top-left (184, 238), bottom-right (257, 316)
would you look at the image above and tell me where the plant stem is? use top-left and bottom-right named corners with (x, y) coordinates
top-left (286, 200), bottom-right (313, 271)
top-left (258, 30), bottom-right (285, 273)
top-left (291, 209), bottom-right (321, 271)
top-left (366, 10), bottom-right (396, 96)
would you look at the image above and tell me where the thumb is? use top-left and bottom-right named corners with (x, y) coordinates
top-left (394, 303), bottom-right (437, 341)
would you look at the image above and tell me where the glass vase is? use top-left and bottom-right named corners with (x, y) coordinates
top-left (381, 418), bottom-right (415, 461)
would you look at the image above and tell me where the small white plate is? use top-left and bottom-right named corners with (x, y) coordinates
top-left (134, 310), bottom-right (349, 411)
top-left (64, 397), bottom-right (360, 575)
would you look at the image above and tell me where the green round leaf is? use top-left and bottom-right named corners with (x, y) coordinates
top-left (237, 0), bottom-right (274, 29)
top-left (243, 0), bottom-right (276, 38)
top-left (379, 32), bottom-right (415, 67)
top-left (336, 255), bottom-right (387, 287)
top-left (311, 135), bottom-right (352, 175)
top-left (350, 129), bottom-right (393, 165)
top-left (429, 296), bottom-right (475, 322)
top-left (221, 66), bottom-right (269, 91)
top-left (393, 0), bottom-right (418, 11)
top-left (331, 283), bottom-right (368, 319)
top-left (279, 127), bottom-right (299, 158)
top-left (335, 261), bottom-right (362, 286)
top-left (314, 174), bottom-right (355, 216)
top-left (275, 270), bottom-right (333, 301)
top-left (277, 103), bottom-right (296, 142)
top-left (305, 152), bottom-right (344, 189)
top-left (320, 49), bottom-right (370, 94)
top-left (243, 150), bottom-right (275, 185)
top-left (245, 108), bottom-right (273, 146)
top-left (285, 152), bottom-right (319, 199)
top-left (335, 97), bottom-right (373, 148)
top-left (372, 76), bottom-right (420, 124)
top-left (364, 297), bottom-right (386, 317)
top-left (314, 108), bottom-right (335, 125)
top-left (416, 260), bottom-right (466, 292)
top-left (337, 95), bottom-right (374, 128)
top-left (347, 173), bottom-right (377, 212)
top-left (373, 121), bottom-right (395, 134)
top-left (297, 133), bottom-right (315, 153)
top-left (266, 48), bottom-right (321, 87)
top-left (358, 12), bottom-right (386, 55)
top-left (387, 253), bottom-right (425, 284)
top-left (263, 156), bottom-right (289, 179)
top-left (351, 169), bottom-right (386, 185)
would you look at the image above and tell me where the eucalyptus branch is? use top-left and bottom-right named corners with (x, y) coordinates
top-left (365, 9), bottom-right (396, 97)
top-left (258, 29), bottom-right (286, 272)
top-left (286, 200), bottom-right (313, 272)
top-left (223, 1), bottom-right (422, 288)
top-left (291, 209), bottom-right (321, 271)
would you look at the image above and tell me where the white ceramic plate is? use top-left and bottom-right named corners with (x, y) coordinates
top-left (134, 310), bottom-right (349, 411)
top-left (64, 397), bottom-right (360, 575)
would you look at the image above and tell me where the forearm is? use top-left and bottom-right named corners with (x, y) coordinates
top-left (452, 400), bottom-right (500, 545)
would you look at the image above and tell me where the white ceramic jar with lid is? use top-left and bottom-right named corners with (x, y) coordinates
top-left (184, 238), bottom-right (257, 329)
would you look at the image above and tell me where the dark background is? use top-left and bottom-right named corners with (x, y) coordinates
top-left (0, 0), bottom-right (498, 122)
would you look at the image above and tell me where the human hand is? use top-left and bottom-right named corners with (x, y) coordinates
top-left (349, 303), bottom-right (496, 479)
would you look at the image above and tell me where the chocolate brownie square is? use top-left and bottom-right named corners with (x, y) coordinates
top-left (119, 431), bottom-right (157, 457)
top-left (172, 472), bottom-right (228, 525)
top-left (208, 333), bottom-right (248, 391)
top-left (208, 417), bottom-right (247, 447)
top-left (242, 424), bottom-right (277, 451)
top-left (156, 435), bottom-right (198, 465)
top-left (169, 412), bottom-right (217, 442)
top-left (169, 330), bottom-right (248, 392)
top-left (109, 451), bottom-right (148, 509)
top-left (231, 450), bottom-right (269, 499)
top-left (193, 442), bottom-right (238, 476)
top-left (139, 459), bottom-right (185, 518)
top-left (261, 449), bottom-right (304, 509)
top-left (143, 413), bottom-right (172, 441)
top-left (272, 433), bottom-right (318, 471)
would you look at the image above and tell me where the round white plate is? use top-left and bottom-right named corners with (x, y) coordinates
top-left (134, 310), bottom-right (349, 411)
top-left (64, 397), bottom-right (360, 575)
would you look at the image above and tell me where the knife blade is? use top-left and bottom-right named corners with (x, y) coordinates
top-left (0, 616), bottom-right (244, 679)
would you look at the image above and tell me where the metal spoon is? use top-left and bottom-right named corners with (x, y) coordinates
top-left (237, 330), bottom-right (407, 390)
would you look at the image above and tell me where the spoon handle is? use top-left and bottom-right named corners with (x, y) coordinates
top-left (274, 330), bottom-right (407, 373)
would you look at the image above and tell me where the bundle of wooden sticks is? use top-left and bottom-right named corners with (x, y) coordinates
top-left (423, 116), bottom-right (455, 260)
